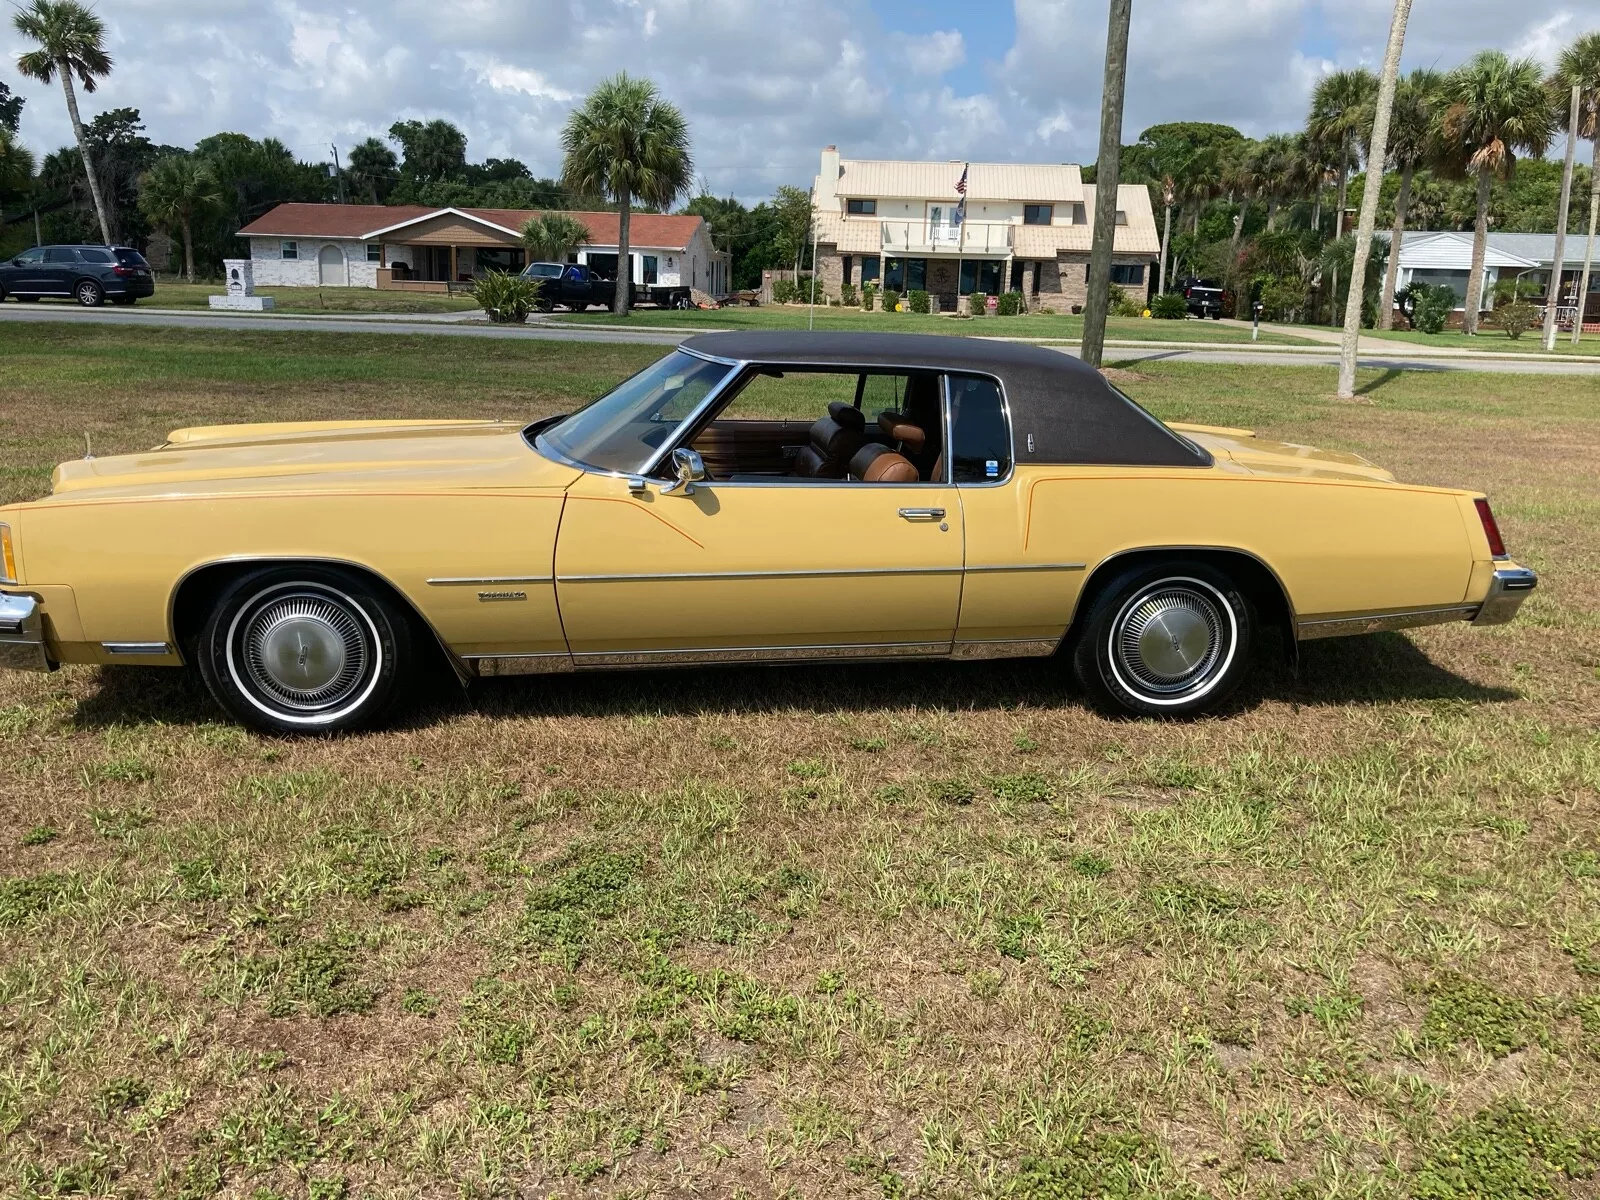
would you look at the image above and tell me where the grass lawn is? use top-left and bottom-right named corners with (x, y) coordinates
top-left (546, 304), bottom-right (1321, 345)
top-left (2, 324), bottom-right (1600, 1198)
top-left (1358, 325), bottom-right (1600, 356)
top-left (136, 280), bottom-right (481, 315)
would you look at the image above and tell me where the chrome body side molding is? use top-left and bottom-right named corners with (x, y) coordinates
top-left (467, 653), bottom-right (575, 676)
top-left (950, 638), bottom-right (1058, 660)
top-left (570, 641), bottom-right (951, 669)
top-left (102, 641), bottom-right (173, 655)
top-left (559, 566), bottom-right (964, 584)
top-left (426, 575), bottom-right (553, 587)
top-left (1298, 566), bottom-right (1538, 640)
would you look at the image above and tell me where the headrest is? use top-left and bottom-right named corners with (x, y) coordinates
top-left (827, 400), bottom-right (866, 431)
top-left (877, 411), bottom-right (927, 454)
top-left (810, 415), bottom-right (864, 459)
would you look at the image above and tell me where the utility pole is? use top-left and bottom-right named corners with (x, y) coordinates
top-left (1337, 0), bottom-right (1411, 398)
top-left (331, 143), bottom-right (347, 204)
top-left (1544, 84), bottom-right (1580, 352)
top-left (1081, 0), bottom-right (1133, 370)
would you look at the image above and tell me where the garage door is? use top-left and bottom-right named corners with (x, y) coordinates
top-left (318, 245), bottom-right (345, 286)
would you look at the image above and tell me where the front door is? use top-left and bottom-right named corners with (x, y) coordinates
top-left (318, 244), bottom-right (345, 286)
top-left (929, 205), bottom-right (959, 247)
top-left (554, 473), bottom-right (964, 663)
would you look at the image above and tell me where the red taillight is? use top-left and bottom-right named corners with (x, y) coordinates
top-left (113, 265), bottom-right (132, 276)
top-left (1475, 498), bottom-right (1507, 558)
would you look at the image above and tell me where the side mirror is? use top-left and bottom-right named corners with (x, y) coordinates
top-left (660, 447), bottom-right (707, 495)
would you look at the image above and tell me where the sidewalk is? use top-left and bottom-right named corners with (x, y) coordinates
top-left (1216, 319), bottom-right (1596, 363)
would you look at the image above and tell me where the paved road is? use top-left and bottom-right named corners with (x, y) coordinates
top-left (5, 303), bottom-right (1600, 374)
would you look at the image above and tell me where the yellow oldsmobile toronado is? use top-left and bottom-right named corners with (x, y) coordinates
top-left (0, 332), bottom-right (1535, 733)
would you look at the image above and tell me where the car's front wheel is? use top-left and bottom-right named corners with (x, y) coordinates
top-left (1071, 561), bottom-right (1253, 717)
top-left (75, 280), bottom-right (104, 307)
top-left (196, 567), bottom-right (414, 734)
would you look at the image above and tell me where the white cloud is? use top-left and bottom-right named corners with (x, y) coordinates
top-left (0, 0), bottom-right (1589, 203)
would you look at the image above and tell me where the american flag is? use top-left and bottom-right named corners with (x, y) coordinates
top-left (954, 164), bottom-right (968, 195)
top-left (954, 163), bottom-right (968, 224)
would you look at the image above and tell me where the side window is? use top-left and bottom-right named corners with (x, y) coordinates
top-left (949, 375), bottom-right (1011, 482)
top-left (44, 248), bottom-right (80, 263)
top-left (14, 247), bottom-right (45, 264)
top-left (79, 248), bottom-right (114, 264)
top-left (714, 370), bottom-right (860, 421)
top-left (281, 241), bottom-right (298, 260)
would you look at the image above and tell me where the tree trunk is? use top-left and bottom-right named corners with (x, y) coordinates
top-left (60, 64), bottom-right (112, 246)
top-left (1377, 162), bottom-right (1412, 331)
top-left (613, 186), bottom-right (632, 317)
top-left (1266, 199), bottom-right (1279, 232)
top-left (181, 214), bottom-right (194, 283)
top-left (1542, 84), bottom-right (1581, 350)
top-left (1313, 187), bottom-right (1323, 235)
top-left (1158, 202), bottom-right (1172, 294)
top-left (1463, 167), bottom-right (1492, 335)
top-left (1573, 136), bottom-right (1599, 345)
top-left (1080, 0), bottom-right (1132, 370)
top-left (1192, 205), bottom-right (1200, 236)
top-left (1339, 0), bottom-right (1410, 397)
top-left (1230, 209), bottom-right (1243, 251)
top-left (1334, 137), bottom-right (1350, 239)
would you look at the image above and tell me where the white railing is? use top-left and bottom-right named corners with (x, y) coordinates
top-left (879, 221), bottom-right (1014, 254)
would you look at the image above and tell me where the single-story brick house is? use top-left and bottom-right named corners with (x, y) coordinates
top-left (810, 146), bottom-right (1160, 313)
top-left (236, 203), bottom-right (729, 297)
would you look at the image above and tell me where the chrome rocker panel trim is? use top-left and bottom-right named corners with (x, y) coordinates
top-left (0, 592), bottom-right (54, 672)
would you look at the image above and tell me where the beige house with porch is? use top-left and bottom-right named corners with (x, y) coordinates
top-left (810, 146), bottom-right (1159, 312)
top-left (237, 203), bottom-right (728, 297)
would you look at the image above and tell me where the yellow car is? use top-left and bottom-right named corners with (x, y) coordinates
top-left (0, 332), bottom-right (1535, 732)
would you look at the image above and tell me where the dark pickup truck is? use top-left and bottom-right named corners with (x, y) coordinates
top-left (1179, 277), bottom-right (1225, 319)
top-left (520, 262), bottom-right (694, 311)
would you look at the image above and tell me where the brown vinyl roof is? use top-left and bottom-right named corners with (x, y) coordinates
top-left (238, 202), bottom-right (707, 250)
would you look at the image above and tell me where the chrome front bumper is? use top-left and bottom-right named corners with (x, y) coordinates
top-left (1472, 565), bottom-right (1538, 626)
top-left (0, 592), bottom-right (53, 671)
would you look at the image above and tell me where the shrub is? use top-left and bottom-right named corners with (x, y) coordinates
top-left (470, 272), bottom-right (540, 323)
top-left (861, 283), bottom-right (875, 311)
top-left (968, 292), bottom-right (986, 316)
top-left (996, 291), bottom-right (1023, 316)
top-left (1410, 283), bottom-right (1455, 335)
top-left (1107, 283), bottom-right (1144, 317)
top-left (908, 289), bottom-right (930, 314)
top-left (798, 274), bottom-right (825, 304)
top-left (839, 282), bottom-right (857, 308)
top-left (1150, 292), bottom-right (1188, 319)
top-left (881, 288), bottom-right (900, 312)
top-left (1495, 299), bottom-right (1536, 340)
top-left (770, 278), bottom-right (796, 305)
top-left (1493, 276), bottom-right (1539, 307)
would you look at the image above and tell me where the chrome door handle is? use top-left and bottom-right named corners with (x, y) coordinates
top-left (897, 507), bottom-right (946, 521)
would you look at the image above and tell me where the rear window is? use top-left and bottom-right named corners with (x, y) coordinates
top-left (114, 249), bottom-right (148, 266)
top-left (79, 249), bottom-right (114, 264)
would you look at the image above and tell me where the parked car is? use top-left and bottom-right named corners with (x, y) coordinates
top-left (1179, 276), bottom-right (1225, 319)
top-left (520, 261), bottom-right (694, 311)
top-left (0, 332), bottom-right (1534, 732)
top-left (0, 245), bottom-right (155, 306)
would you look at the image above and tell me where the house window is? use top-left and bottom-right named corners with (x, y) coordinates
top-left (366, 243), bottom-right (381, 262)
top-left (1115, 211), bottom-right (1128, 226)
top-left (1069, 203), bottom-right (1086, 224)
top-left (958, 259), bottom-right (1004, 295)
top-left (642, 255), bottom-right (659, 285)
top-left (884, 257), bottom-right (926, 292)
top-left (1023, 205), bottom-right (1052, 226)
top-left (846, 198), bottom-right (877, 215)
top-left (860, 256), bottom-right (881, 284)
top-left (842, 256), bottom-right (853, 285)
top-left (1109, 264), bottom-right (1145, 286)
top-left (281, 241), bottom-right (298, 260)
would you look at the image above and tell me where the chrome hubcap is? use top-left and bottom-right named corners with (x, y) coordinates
top-left (239, 591), bottom-right (369, 711)
top-left (1114, 582), bottom-right (1226, 696)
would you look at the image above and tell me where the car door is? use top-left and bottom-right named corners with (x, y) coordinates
top-left (41, 247), bottom-right (81, 295)
top-left (5, 247), bottom-right (47, 294)
top-left (552, 368), bottom-right (964, 664)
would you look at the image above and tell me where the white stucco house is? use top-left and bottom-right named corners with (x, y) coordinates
top-left (236, 203), bottom-right (729, 297)
top-left (808, 145), bottom-right (1161, 313)
top-left (1392, 230), bottom-right (1600, 327)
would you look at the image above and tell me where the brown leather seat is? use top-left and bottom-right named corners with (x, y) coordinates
top-left (876, 410), bottom-right (927, 455)
top-left (793, 401), bottom-right (867, 477)
top-left (848, 443), bottom-right (919, 483)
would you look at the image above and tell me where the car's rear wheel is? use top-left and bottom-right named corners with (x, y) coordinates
top-left (75, 280), bottom-right (104, 307)
top-left (1071, 560), bottom-right (1253, 718)
top-left (196, 566), bottom-right (414, 734)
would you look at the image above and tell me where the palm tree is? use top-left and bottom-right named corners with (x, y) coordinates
top-left (521, 212), bottom-right (591, 264)
top-left (12, 0), bottom-right (113, 245)
top-left (1338, 0), bottom-right (1412, 399)
top-left (1178, 146), bottom-right (1222, 235)
top-left (1308, 68), bottom-right (1378, 239)
top-left (1376, 69), bottom-right (1442, 329)
top-left (1554, 32), bottom-right (1600, 344)
top-left (346, 137), bottom-right (397, 204)
top-left (137, 154), bottom-right (222, 282)
top-left (1439, 51), bottom-right (1555, 334)
top-left (1249, 134), bottom-right (1299, 232)
top-left (560, 73), bottom-right (692, 317)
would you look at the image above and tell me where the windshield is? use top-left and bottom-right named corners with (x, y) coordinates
top-left (535, 350), bottom-right (733, 473)
top-left (523, 263), bottom-right (563, 278)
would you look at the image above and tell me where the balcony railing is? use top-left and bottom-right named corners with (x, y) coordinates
top-left (880, 220), bottom-right (1014, 255)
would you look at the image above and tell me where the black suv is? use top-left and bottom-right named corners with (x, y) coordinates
top-left (0, 244), bottom-right (156, 306)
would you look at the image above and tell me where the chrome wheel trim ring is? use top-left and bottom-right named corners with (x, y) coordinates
top-left (1105, 576), bottom-right (1238, 708)
top-left (224, 583), bottom-right (384, 726)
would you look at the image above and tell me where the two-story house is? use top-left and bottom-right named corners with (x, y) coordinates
top-left (810, 146), bottom-right (1159, 313)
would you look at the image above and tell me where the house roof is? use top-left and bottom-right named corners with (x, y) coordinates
top-left (237, 202), bottom-right (708, 250)
top-left (830, 159), bottom-right (1084, 203)
top-left (1395, 230), bottom-right (1543, 270)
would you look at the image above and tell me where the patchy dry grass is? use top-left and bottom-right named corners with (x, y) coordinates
top-left (2, 324), bottom-right (1599, 1198)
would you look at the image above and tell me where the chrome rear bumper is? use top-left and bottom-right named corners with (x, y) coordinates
top-left (1472, 565), bottom-right (1538, 626)
top-left (0, 592), bottom-right (53, 671)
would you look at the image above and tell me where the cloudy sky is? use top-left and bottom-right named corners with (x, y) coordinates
top-left (1, 0), bottom-right (1589, 201)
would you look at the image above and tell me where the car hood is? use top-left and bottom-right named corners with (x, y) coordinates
top-left (1168, 423), bottom-right (1395, 483)
top-left (47, 419), bottom-right (582, 499)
